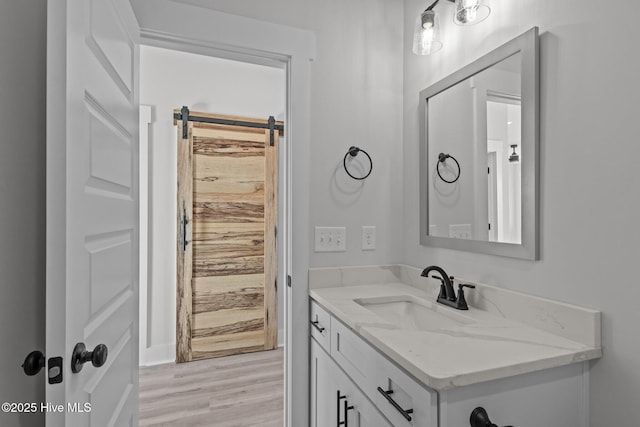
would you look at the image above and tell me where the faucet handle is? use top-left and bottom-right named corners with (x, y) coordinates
top-left (456, 283), bottom-right (475, 310)
top-left (430, 275), bottom-right (447, 299)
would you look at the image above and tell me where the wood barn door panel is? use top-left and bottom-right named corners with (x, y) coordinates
top-left (177, 111), bottom-right (280, 363)
top-left (192, 331), bottom-right (266, 360)
top-left (192, 274), bottom-right (265, 313)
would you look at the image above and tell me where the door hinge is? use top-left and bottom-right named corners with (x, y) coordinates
top-left (268, 116), bottom-right (275, 146)
top-left (488, 223), bottom-right (491, 230)
top-left (287, 275), bottom-right (292, 288)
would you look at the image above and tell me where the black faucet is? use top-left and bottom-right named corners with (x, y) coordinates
top-left (420, 265), bottom-right (475, 310)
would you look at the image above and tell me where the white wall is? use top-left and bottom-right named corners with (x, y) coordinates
top-left (403, 0), bottom-right (640, 424)
top-left (140, 45), bottom-right (286, 364)
top-left (0, 1), bottom-right (46, 426)
top-left (177, 0), bottom-right (406, 268)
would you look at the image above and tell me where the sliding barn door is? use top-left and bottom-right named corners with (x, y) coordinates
top-left (176, 111), bottom-right (279, 362)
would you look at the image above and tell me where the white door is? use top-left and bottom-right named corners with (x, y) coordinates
top-left (46, 0), bottom-right (140, 425)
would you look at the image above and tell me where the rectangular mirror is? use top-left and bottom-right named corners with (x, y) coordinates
top-left (419, 27), bottom-right (539, 259)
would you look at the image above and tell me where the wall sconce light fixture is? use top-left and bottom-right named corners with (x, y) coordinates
top-left (412, 0), bottom-right (491, 55)
top-left (509, 144), bottom-right (520, 163)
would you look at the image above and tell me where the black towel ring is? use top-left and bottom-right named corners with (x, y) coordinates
top-left (436, 153), bottom-right (461, 184)
top-left (343, 146), bottom-right (373, 180)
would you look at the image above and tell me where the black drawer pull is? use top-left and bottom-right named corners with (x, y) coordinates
top-left (343, 398), bottom-right (354, 427)
top-left (310, 320), bottom-right (325, 333)
top-left (337, 391), bottom-right (346, 427)
top-left (377, 387), bottom-right (414, 422)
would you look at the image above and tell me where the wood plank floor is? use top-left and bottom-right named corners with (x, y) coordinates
top-left (139, 348), bottom-right (284, 426)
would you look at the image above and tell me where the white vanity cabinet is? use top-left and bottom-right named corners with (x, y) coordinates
top-left (310, 300), bottom-right (437, 427)
top-left (310, 298), bottom-right (592, 427)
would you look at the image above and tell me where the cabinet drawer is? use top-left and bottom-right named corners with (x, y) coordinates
top-left (331, 318), bottom-right (438, 427)
top-left (330, 317), bottom-right (378, 395)
top-left (310, 300), bottom-right (331, 352)
top-left (373, 352), bottom-right (438, 427)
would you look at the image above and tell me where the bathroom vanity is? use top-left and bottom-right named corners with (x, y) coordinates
top-left (308, 265), bottom-right (601, 427)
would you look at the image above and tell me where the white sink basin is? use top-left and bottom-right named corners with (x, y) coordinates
top-left (354, 295), bottom-right (473, 331)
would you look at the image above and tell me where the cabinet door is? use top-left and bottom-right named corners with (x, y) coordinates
top-left (312, 338), bottom-right (391, 427)
top-left (311, 338), bottom-right (338, 427)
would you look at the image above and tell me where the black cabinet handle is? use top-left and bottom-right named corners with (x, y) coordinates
top-left (337, 391), bottom-right (346, 426)
top-left (336, 390), bottom-right (354, 427)
top-left (344, 399), bottom-right (354, 427)
top-left (310, 320), bottom-right (325, 333)
top-left (377, 387), bottom-right (413, 422)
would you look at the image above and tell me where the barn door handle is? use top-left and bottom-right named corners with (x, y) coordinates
top-left (71, 343), bottom-right (108, 373)
top-left (182, 208), bottom-right (189, 251)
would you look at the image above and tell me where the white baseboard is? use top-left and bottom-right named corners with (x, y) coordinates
top-left (141, 343), bottom-right (175, 367)
top-left (141, 331), bottom-right (285, 367)
top-left (278, 328), bottom-right (284, 348)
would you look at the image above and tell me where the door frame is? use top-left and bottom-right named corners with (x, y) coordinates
top-left (134, 3), bottom-right (315, 425)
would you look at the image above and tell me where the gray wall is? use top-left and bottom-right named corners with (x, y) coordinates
top-left (403, 0), bottom-right (640, 425)
top-left (171, 0), bottom-right (405, 268)
top-left (0, 1), bottom-right (46, 426)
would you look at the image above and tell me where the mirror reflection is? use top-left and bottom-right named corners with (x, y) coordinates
top-left (428, 52), bottom-right (522, 244)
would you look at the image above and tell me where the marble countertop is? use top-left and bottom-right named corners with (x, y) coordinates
top-left (310, 280), bottom-right (602, 391)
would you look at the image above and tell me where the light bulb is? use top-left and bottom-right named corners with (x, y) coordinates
top-left (413, 9), bottom-right (443, 55)
top-left (454, 0), bottom-right (490, 25)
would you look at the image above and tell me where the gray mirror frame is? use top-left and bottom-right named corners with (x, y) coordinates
top-left (419, 27), bottom-right (539, 260)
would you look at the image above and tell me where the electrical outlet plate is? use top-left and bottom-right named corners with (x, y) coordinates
top-left (362, 226), bottom-right (376, 250)
top-left (314, 227), bottom-right (346, 252)
top-left (449, 224), bottom-right (472, 239)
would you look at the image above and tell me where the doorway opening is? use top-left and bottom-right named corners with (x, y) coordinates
top-left (137, 45), bottom-right (287, 425)
top-left (486, 94), bottom-right (522, 244)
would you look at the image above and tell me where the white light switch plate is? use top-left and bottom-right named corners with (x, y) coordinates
top-left (314, 227), bottom-right (346, 252)
top-left (362, 226), bottom-right (376, 250)
top-left (449, 224), bottom-right (472, 239)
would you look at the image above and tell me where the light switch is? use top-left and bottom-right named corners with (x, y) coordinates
top-left (314, 227), bottom-right (346, 252)
top-left (449, 224), bottom-right (472, 239)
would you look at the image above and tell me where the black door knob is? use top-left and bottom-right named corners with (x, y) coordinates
top-left (471, 407), bottom-right (496, 427)
top-left (71, 343), bottom-right (108, 373)
top-left (22, 350), bottom-right (45, 376)
top-left (470, 407), bottom-right (513, 427)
